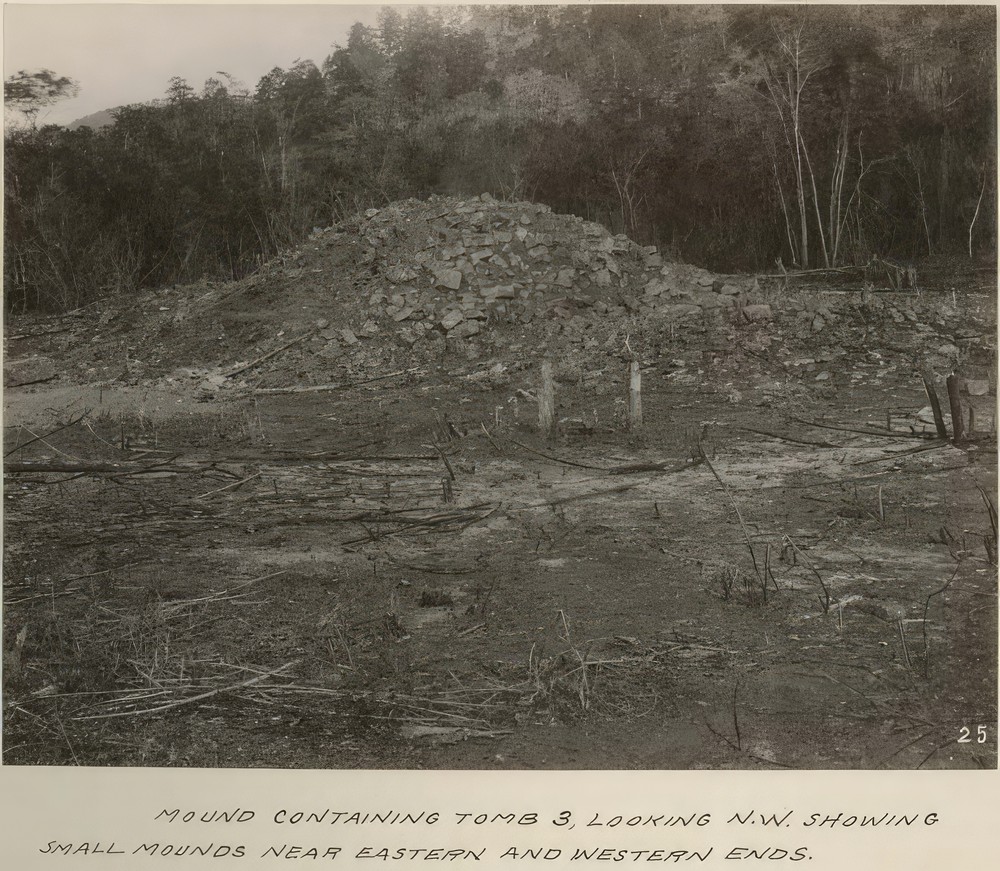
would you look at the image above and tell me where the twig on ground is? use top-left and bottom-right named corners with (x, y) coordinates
top-left (196, 471), bottom-right (261, 499)
top-left (74, 660), bottom-right (299, 720)
top-left (4, 410), bottom-right (90, 458)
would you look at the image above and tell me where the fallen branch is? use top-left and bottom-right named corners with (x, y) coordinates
top-left (224, 329), bottom-right (317, 379)
top-left (791, 416), bottom-right (934, 440)
top-left (253, 368), bottom-right (421, 394)
top-left (197, 471), bottom-right (261, 499)
top-left (4, 409), bottom-right (90, 458)
top-left (503, 436), bottom-right (610, 470)
top-left (737, 426), bottom-right (841, 449)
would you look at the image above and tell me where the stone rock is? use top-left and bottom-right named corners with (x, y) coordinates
top-left (555, 268), bottom-right (576, 288)
top-left (385, 265), bottom-right (418, 284)
top-left (719, 283), bottom-right (743, 295)
top-left (340, 328), bottom-right (359, 345)
top-left (441, 310), bottom-right (465, 331)
top-left (741, 304), bottom-right (773, 322)
top-left (4, 355), bottom-right (57, 387)
top-left (392, 307), bottom-right (416, 322)
top-left (656, 304), bottom-right (702, 321)
top-left (593, 269), bottom-right (613, 288)
top-left (936, 343), bottom-right (960, 358)
top-left (450, 319), bottom-right (481, 339)
top-left (434, 268), bottom-right (463, 290)
top-left (963, 379), bottom-right (991, 396)
top-left (528, 244), bottom-right (549, 259)
top-left (315, 318), bottom-right (330, 329)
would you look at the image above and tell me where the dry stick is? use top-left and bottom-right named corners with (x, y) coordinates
top-left (921, 564), bottom-right (961, 679)
top-left (782, 535), bottom-right (831, 613)
top-left (915, 737), bottom-right (959, 770)
top-left (849, 441), bottom-right (949, 466)
top-left (699, 448), bottom-right (764, 588)
top-left (503, 435), bottom-right (609, 470)
top-left (4, 459), bottom-right (141, 474)
top-left (945, 374), bottom-right (965, 445)
top-left (732, 683), bottom-right (742, 752)
top-left (791, 416), bottom-right (933, 440)
top-left (3, 409), bottom-right (90, 458)
top-left (196, 471), bottom-right (261, 499)
top-left (427, 442), bottom-right (456, 481)
top-left (736, 426), bottom-right (841, 449)
top-left (225, 329), bottom-right (317, 379)
top-left (479, 422), bottom-right (504, 454)
top-left (75, 660), bottom-right (299, 720)
top-left (921, 373), bottom-right (949, 440)
top-left (897, 619), bottom-right (912, 671)
top-left (253, 368), bottom-right (420, 394)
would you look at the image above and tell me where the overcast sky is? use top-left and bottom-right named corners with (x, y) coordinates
top-left (3, 3), bottom-right (386, 126)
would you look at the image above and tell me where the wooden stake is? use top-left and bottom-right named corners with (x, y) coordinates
top-left (946, 374), bottom-right (965, 444)
top-left (921, 373), bottom-right (948, 440)
top-left (628, 361), bottom-right (642, 430)
top-left (538, 361), bottom-right (555, 438)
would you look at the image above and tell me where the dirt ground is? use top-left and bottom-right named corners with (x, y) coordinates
top-left (4, 278), bottom-right (997, 770)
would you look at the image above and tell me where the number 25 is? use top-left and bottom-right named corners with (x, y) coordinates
top-left (958, 726), bottom-right (988, 744)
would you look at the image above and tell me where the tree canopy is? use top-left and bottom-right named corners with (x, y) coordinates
top-left (5, 4), bottom-right (996, 313)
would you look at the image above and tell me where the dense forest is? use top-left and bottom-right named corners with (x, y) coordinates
top-left (4, 4), bottom-right (996, 313)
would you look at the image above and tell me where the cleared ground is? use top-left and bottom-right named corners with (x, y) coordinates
top-left (4, 305), bottom-right (996, 768)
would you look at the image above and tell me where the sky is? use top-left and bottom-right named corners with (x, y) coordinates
top-left (3, 3), bottom-right (387, 126)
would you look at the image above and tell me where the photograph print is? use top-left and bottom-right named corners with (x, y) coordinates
top-left (3, 2), bottom-right (997, 771)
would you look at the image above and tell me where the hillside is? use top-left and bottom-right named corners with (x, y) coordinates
top-left (66, 107), bottom-right (116, 130)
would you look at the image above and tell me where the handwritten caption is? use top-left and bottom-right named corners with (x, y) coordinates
top-left (37, 807), bottom-right (940, 864)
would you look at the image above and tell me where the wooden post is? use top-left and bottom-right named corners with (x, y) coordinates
top-left (538, 361), bottom-right (555, 438)
top-left (921, 372), bottom-right (949, 440)
top-left (628, 361), bottom-right (642, 430)
top-left (946, 374), bottom-right (965, 444)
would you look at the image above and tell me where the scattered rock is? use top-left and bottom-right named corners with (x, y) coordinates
top-left (434, 268), bottom-right (464, 290)
top-left (441, 310), bottom-right (465, 331)
top-left (741, 304), bottom-right (773, 322)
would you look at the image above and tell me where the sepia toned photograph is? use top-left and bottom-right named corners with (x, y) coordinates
top-left (3, 2), bottom-right (997, 772)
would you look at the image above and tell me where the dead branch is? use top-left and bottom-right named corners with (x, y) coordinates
top-left (252, 368), bottom-right (421, 394)
top-left (4, 409), bottom-right (90, 458)
top-left (224, 329), bottom-right (317, 379)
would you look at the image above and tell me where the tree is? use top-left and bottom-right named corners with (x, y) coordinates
top-left (4, 69), bottom-right (78, 127)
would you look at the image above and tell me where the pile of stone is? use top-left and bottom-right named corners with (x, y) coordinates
top-left (303, 194), bottom-right (760, 347)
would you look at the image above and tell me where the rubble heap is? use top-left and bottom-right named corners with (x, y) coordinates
top-left (284, 193), bottom-right (756, 349)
